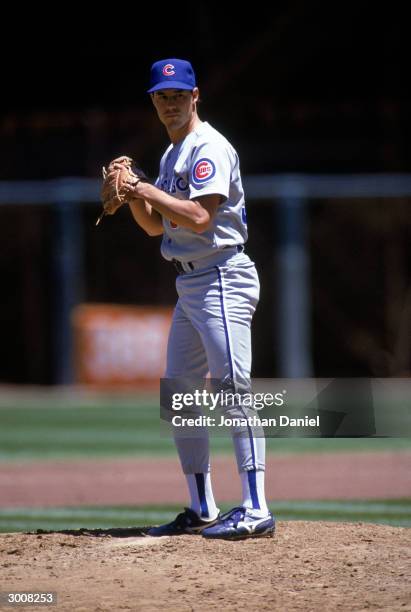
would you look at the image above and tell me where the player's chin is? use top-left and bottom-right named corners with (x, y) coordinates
top-left (162, 116), bottom-right (183, 130)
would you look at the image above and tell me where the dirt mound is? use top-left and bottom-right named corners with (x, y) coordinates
top-left (1, 522), bottom-right (410, 611)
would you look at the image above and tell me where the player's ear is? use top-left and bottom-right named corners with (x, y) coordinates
top-left (192, 87), bottom-right (200, 103)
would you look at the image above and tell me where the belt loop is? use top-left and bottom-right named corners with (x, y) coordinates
top-left (172, 259), bottom-right (185, 274)
top-left (172, 259), bottom-right (194, 274)
top-left (172, 246), bottom-right (244, 275)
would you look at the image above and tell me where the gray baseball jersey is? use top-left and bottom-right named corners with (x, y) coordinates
top-left (157, 121), bottom-right (248, 262)
top-left (158, 121), bottom-right (265, 507)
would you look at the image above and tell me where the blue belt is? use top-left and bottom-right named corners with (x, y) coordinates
top-left (172, 244), bottom-right (244, 275)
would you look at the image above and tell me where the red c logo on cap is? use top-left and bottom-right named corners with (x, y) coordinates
top-left (163, 64), bottom-right (175, 76)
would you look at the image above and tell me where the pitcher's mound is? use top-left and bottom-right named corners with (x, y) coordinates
top-left (1, 521), bottom-right (410, 611)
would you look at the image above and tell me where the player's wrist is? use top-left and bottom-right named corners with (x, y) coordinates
top-left (132, 180), bottom-right (151, 200)
top-left (124, 179), bottom-right (142, 201)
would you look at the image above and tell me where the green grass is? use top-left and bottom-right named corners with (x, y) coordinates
top-left (0, 395), bottom-right (410, 460)
top-left (0, 400), bottom-right (173, 459)
top-left (0, 499), bottom-right (410, 533)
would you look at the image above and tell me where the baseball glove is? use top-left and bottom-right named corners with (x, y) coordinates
top-left (97, 156), bottom-right (147, 225)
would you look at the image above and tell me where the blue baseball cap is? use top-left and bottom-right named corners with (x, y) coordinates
top-left (147, 58), bottom-right (196, 94)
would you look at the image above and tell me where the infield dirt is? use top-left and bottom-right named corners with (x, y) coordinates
top-left (1, 521), bottom-right (410, 611)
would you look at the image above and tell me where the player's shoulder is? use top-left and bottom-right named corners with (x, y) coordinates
top-left (193, 121), bottom-right (234, 151)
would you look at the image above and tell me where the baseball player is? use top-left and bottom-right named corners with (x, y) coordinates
top-left (101, 59), bottom-right (274, 540)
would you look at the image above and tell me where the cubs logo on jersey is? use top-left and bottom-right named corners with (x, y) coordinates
top-left (192, 158), bottom-right (216, 186)
top-left (160, 176), bottom-right (189, 194)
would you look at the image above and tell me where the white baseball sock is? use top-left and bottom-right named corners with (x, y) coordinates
top-left (186, 473), bottom-right (219, 520)
top-left (241, 469), bottom-right (269, 516)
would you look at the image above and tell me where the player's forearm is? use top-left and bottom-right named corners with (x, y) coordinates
top-left (134, 182), bottom-right (211, 233)
top-left (128, 197), bottom-right (164, 236)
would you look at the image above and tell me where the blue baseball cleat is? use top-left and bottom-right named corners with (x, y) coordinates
top-left (201, 506), bottom-right (275, 540)
top-left (147, 507), bottom-right (220, 537)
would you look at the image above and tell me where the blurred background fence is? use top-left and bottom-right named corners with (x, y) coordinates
top-left (1, 174), bottom-right (410, 385)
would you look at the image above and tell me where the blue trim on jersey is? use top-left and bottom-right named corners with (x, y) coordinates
top-left (247, 469), bottom-right (260, 510)
top-left (215, 266), bottom-right (256, 470)
top-left (195, 473), bottom-right (209, 518)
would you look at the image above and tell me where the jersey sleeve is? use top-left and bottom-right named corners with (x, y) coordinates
top-left (188, 142), bottom-right (231, 200)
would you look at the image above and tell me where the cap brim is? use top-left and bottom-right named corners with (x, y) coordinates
top-left (147, 81), bottom-right (194, 93)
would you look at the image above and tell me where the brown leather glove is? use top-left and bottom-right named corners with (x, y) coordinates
top-left (97, 156), bottom-right (147, 225)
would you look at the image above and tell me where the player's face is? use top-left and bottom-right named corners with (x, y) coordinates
top-left (151, 88), bottom-right (199, 131)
